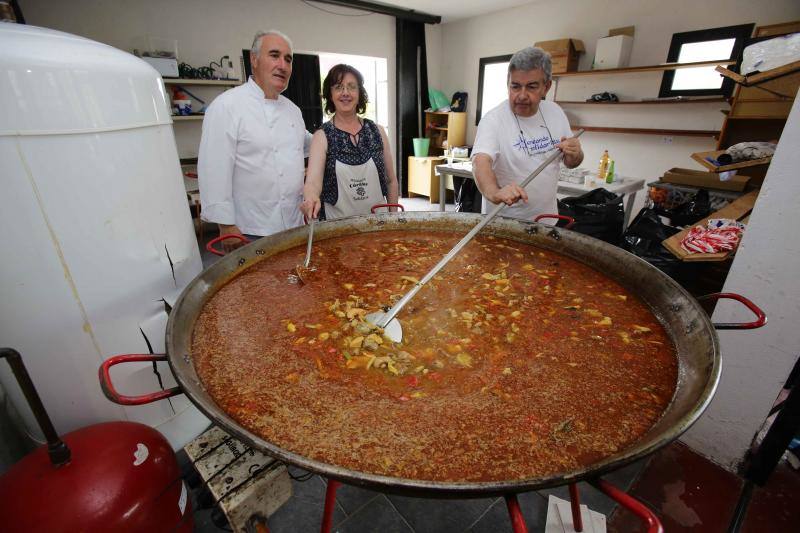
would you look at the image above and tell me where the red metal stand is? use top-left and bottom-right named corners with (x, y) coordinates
top-left (590, 478), bottom-right (664, 533)
top-left (321, 479), bottom-right (340, 533)
top-left (319, 477), bottom-right (662, 533)
top-left (505, 494), bottom-right (529, 533)
top-left (569, 483), bottom-right (584, 532)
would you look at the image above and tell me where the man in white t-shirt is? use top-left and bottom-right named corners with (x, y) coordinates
top-left (472, 46), bottom-right (583, 222)
top-left (199, 30), bottom-right (312, 251)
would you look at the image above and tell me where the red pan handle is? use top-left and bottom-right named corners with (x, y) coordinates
top-left (205, 234), bottom-right (251, 256)
top-left (99, 354), bottom-right (183, 405)
top-left (183, 171), bottom-right (198, 179)
top-left (590, 478), bottom-right (664, 533)
top-left (534, 214), bottom-right (575, 229)
top-left (697, 292), bottom-right (767, 330)
top-left (371, 203), bottom-right (405, 213)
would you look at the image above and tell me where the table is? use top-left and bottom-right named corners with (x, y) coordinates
top-left (435, 162), bottom-right (646, 228)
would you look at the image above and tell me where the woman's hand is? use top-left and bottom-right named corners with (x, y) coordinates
top-left (300, 197), bottom-right (321, 220)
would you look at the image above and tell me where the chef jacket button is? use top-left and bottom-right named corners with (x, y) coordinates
top-left (279, 171), bottom-right (284, 176)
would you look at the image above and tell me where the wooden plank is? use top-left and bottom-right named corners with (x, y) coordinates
top-left (662, 191), bottom-right (758, 262)
top-left (573, 126), bottom-right (719, 137)
top-left (163, 78), bottom-right (241, 86)
top-left (716, 61), bottom-right (800, 87)
top-left (690, 149), bottom-right (772, 172)
top-left (556, 98), bottom-right (727, 105)
top-left (555, 59), bottom-right (735, 77)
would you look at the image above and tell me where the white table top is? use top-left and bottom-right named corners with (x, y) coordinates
top-left (435, 162), bottom-right (645, 195)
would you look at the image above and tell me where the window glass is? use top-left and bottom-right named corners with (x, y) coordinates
top-left (671, 39), bottom-right (736, 90)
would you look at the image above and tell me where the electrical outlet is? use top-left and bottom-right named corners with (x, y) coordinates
top-left (663, 136), bottom-right (673, 144)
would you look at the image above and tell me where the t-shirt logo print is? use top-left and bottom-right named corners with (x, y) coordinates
top-left (356, 186), bottom-right (366, 197)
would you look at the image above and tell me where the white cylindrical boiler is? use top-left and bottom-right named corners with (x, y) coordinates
top-left (0, 24), bottom-right (209, 449)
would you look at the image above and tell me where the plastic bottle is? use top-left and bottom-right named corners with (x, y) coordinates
top-left (605, 159), bottom-right (615, 183)
top-left (598, 150), bottom-right (610, 181)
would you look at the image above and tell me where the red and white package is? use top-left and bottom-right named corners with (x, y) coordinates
top-left (680, 222), bottom-right (744, 255)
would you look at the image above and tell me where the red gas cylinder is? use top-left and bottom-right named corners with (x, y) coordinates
top-left (0, 348), bottom-right (192, 533)
top-left (0, 421), bottom-right (193, 533)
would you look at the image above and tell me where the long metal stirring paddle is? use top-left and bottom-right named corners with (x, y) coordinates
top-left (367, 129), bottom-right (584, 342)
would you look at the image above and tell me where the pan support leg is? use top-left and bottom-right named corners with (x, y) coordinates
top-left (504, 494), bottom-right (529, 533)
top-left (321, 479), bottom-right (340, 533)
top-left (569, 483), bottom-right (584, 532)
top-left (589, 478), bottom-right (664, 533)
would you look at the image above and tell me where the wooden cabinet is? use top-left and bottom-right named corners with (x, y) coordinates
top-left (715, 20), bottom-right (800, 185)
top-left (408, 156), bottom-right (451, 202)
top-left (424, 111), bottom-right (466, 155)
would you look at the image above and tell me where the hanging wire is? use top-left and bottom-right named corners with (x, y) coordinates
top-left (301, 0), bottom-right (372, 17)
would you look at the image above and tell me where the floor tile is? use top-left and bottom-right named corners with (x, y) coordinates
top-left (335, 494), bottom-right (414, 533)
top-left (468, 492), bottom-right (548, 533)
top-left (328, 481), bottom-right (382, 517)
top-left (609, 441), bottom-right (743, 533)
top-left (386, 493), bottom-right (498, 533)
top-left (267, 472), bottom-right (346, 533)
top-left (741, 462), bottom-right (800, 533)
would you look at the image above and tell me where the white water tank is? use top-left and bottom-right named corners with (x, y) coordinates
top-left (0, 24), bottom-right (209, 449)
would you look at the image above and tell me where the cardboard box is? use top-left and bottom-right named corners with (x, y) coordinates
top-left (534, 38), bottom-right (585, 74)
top-left (661, 167), bottom-right (750, 191)
top-left (593, 35), bottom-right (633, 69)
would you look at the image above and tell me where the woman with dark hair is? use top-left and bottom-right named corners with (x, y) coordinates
top-left (300, 64), bottom-right (398, 221)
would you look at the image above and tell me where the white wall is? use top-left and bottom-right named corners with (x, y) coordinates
top-left (435, 0), bottom-right (800, 181)
top-left (681, 91), bottom-right (800, 470)
top-left (22, 0), bottom-right (397, 159)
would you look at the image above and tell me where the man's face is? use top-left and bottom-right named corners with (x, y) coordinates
top-left (508, 68), bottom-right (551, 117)
top-left (252, 34), bottom-right (293, 98)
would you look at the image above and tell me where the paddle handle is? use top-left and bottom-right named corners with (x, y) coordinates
top-left (376, 130), bottom-right (584, 328)
top-left (303, 217), bottom-right (316, 268)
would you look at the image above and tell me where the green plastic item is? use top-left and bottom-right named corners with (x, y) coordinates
top-left (605, 159), bottom-right (615, 183)
top-left (428, 88), bottom-right (450, 111)
top-left (412, 137), bottom-right (430, 157)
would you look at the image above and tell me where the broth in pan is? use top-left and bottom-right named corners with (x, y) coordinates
top-left (193, 230), bottom-right (677, 482)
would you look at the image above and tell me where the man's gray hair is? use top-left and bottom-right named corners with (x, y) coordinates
top-left (251, 29), bottom-right (293, 59)
top-left (508, 46), bottom-right (552, 83)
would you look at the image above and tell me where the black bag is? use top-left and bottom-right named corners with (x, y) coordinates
top-left (621, 207), bottom-right (682, 275)
top-left (450, 92), bottom-right (468, 112)
top-left (621, 207), bottom-right (722, 294)
top-left (662, 189), bottom-right (711, 227)
top-left (558, 188), bottom-right (624, 245)
top-left (454, 176), bottom-right (482, 213)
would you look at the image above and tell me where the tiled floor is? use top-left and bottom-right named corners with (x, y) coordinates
top-left (184, 451), bottom-right (646, 533)
top-left (608, 442), bottom-right (800, 533)
top-left (185, 441), bottom-right (800, 533)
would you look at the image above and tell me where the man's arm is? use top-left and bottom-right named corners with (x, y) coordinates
top-left (472, 153), bottom-right (528, 206)
top-left (198, 100), bottom-right (242, 251)
top-left (557, 136), bottom-right (584, 169)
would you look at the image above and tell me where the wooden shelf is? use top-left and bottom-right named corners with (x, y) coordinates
top-left (690, 149), bottom-right (772, 172)
top-left (554, 59), bottom-right (736, 78)
top-left (173, 115), bottom-right (205, 121)
top-left (573, 125), bottom-right (719, 137)
top-left (429, 125), bottom-right (449, 131)
top-left (163, 78), bottom-right (241, 86)
top-left (557, 98), bottom-right (728, 105)
top-left (716, 61), bottom-right (800, 87)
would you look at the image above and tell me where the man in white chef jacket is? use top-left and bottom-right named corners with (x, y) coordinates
top-left (472, 46), bottom-right (583, 223)
top-left (199, 30), bottom-right (312, 251)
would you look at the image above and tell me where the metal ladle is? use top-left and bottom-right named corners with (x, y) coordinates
top-left (367, 130), bottom-right (584, 342)
top-left (294, 217), bottom-right (316, 284)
